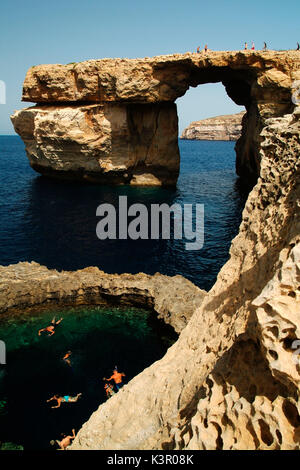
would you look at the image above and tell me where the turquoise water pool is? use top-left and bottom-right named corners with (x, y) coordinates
top-left (0, 305), bottom-right (176, 450)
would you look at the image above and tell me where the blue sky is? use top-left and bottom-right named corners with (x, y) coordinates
top-left (1, 0), bottom-right (299, 134)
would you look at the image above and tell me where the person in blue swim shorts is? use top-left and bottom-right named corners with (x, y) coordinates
top-left (46, 393), bottom-right (82, 408)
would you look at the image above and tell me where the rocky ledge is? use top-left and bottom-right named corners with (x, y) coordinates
top-left (11, 51), bottom-right (300, 185)
top-left (181, 111), bottom-right (245, 141)
top-left (0, 263), bottom-right (206, 334)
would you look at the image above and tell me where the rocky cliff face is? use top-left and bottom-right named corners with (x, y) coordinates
top-left (11, 51), bottom-right (300, 185)
top-left (181, 111), bottom-right (245, 141)
top-left (11, 103), bottom-right (179, 185)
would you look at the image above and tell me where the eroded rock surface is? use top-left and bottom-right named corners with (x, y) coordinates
top-left (181, 111), bottom-right (245, 141)
top-left (0, 264), bottom-right (206, 334)
top-left (184, 245), bottom-right (300, 450)
top-left (11, 51), bottom-right (300, 185)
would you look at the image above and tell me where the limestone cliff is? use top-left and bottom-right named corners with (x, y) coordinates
top-left (11, 51), bottom-right (300, 185)
top-left (181, 111), bottom-right (245, 141)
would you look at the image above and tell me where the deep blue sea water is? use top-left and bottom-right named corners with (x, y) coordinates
top-left (0, 136), bottom-right (247, 291)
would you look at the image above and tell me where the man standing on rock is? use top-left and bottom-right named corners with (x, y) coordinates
top-left (103, 367), bottom-right (126, 391)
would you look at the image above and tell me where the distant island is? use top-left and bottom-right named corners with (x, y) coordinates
top-left (180, 111), bottom-right (246, 141)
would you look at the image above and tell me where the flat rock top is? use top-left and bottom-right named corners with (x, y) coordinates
top-left (26, 50), bottom-right (300, 70)
top-left (184, 111), bottom-right (246, 127)
top-left (22, 50), bottom-right (300, 104)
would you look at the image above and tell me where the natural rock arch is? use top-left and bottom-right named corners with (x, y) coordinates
top-left (5, 51), bottom-right (300, 449)
top-left (12, 51), bottom-right (299, 186)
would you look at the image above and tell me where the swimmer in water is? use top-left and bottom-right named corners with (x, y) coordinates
top-left (38, 316), bottom-right (63, 336)
top-left (62, 350), bottom-right (72, 367)
top-left (52, 429), bottom-right (76, 450)
top-left (46, 393), bottom-right (82, 408)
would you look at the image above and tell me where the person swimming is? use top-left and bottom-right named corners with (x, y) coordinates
top-left (38, 316), bottom-right (63, 336)
top-left (51, 429), bottom-right (76, 450)
top-left (46, 393), bottom-right (82, 408)
top-left (103, 367), bottom-right (126, 391)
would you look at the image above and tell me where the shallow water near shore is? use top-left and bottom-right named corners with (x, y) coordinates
top-left (0, 305), bottom-right (176, 450)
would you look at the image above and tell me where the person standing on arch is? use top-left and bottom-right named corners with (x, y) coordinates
top-left (244, 42), bottom-right (248, 50)
top-left (52, 429), bottom-right (76, 450)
